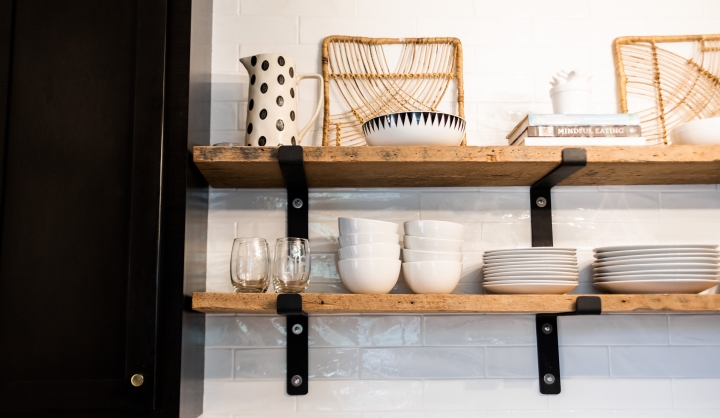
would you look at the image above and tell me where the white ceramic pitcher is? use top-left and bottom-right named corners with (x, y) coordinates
top-left (240, 54), bottom-right (323, 146)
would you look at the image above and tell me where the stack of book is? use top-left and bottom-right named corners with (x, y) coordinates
top-left (507, 114), bottom-right (647, 146)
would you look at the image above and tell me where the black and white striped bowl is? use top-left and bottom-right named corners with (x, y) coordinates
top-left (362, 111), bottom-right (466, 146)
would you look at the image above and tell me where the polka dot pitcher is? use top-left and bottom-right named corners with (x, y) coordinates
top-left (240, 54), bottom-right (323, 147)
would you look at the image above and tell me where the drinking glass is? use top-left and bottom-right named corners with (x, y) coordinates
top-left (230, 238), bottom-right (270, 293)
top-left (272, 237), bottom-right (311, 293)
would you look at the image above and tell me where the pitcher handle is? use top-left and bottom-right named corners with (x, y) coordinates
top-left (296, 74), bottom-right (324, 144)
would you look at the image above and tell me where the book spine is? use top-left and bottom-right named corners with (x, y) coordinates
top-left (528, 114), bottom-right (640, 126)
top-left (527, 125), bottom-right (642, 137)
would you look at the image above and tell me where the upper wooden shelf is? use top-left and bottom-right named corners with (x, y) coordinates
top-left (193, 145), bottom-right (720, 188)
top-left (192, 293), bottom-right (720, 314)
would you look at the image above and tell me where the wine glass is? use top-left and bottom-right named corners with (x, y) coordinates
top-left (230, 238), bottom-right (270, 293)
top-left (272, 237), bottom-right (311, 293)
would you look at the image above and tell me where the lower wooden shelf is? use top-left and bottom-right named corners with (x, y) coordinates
top-left (192, 293), bottom-right (720, 314)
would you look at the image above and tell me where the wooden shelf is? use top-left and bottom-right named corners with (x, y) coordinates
top-left (192, 293), bottom-right (720, 314)
top-left (193, 145), bottom-right (720, 188)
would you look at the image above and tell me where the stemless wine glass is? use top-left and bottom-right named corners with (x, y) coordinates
top-left (272, 237), bottom-right (311, 293)
top-left (230, 238), bottom-right (270, 293)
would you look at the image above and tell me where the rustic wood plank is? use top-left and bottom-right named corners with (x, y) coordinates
top-left (193, 145), bottom-right (720, 188)
top-left (192, 293), bottom-right (720, 314)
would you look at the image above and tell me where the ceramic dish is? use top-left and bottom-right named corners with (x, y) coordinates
top-left (483, 255), bottom-right (578, 262)
top-left (402, 261), bottom-right (463, 294)
top-left (403, 220), bottom-right (464, 240)
top-left (669, 117), bottom-right (720, 145)
top-left (362, 111), bottom-right (466, 146)
top-left (483, 274), bottom-right (578, 281)
top-left (402, 249), bottom-right (463, 263)
top-left (483, 266), bottom-right (579, 274)
top-left (594, 269), bottom-right (719, 277)
top-left (483, 260), bottom-right (579, 267)
top-left (338, 217), bottom-right (399, 236)
top-left (594, 245), bottom-right (717, 253)
top-left (594, 279), bottom-right (718, 294)
top-left (594, 274), bottom-right (719, 282)
top-left (404, 235), bottom-right (463, 252)
top-left (594, 263), bottom-right (720, 273)
top-left (484, 248), bottom-right (576, 254)
top-left (594, 256), bottom-right (719, 266)
top-left (338, 259), bottom-right (401, 294)
top-left (338, 243), bottom-right (401, 261)
top-left (595, 248), bottom-right (719, 259)
top-left (338, 233), bottom-right (399, 248)
top-left (483, 282), bottom-right (578, 294)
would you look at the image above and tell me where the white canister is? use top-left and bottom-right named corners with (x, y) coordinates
top-left (550, 82), bottom-right (591, 114)
top-left (239, 54), bottom-right (323, 146)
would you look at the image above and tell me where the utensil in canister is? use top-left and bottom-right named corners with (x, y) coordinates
top-left (230, 238), bottom-right (270, 293)
top-left (240, 54), bottom-right (323, 147)
top-left (272, 237), bottom-right (311, 293)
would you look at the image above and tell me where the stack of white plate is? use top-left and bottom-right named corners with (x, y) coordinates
top-left (402, 220), bottom-right (464, 294)
top-left (593, 245), bottom-right (720, 294)
top-left (337, 218), bottom-right (401, 294)
top-left (482, 248), bottom-right (579, 294)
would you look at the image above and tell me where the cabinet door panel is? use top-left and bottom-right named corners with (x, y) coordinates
top-left (0, 0), bottom-right (166, 411)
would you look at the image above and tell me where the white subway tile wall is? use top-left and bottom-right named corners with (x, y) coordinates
top-left (203, 0), bottom-right (720, 416)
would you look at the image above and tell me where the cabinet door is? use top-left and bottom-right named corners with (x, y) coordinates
top-left (0, 0), bottom-right (166, 411)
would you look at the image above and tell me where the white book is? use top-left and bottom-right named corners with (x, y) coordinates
top-left (514, 136), bottom-right (650, 146)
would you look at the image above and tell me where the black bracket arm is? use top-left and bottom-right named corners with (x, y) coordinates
top-left (277, 294), bottom-right (308, 395)
top-left (278, 146), bottom-right (309, 239)
top-left (530, 148), bottom-right (587, 247)
top-left (536, 296), bottom-right (601, 394)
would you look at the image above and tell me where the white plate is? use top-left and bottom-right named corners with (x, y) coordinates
top-left (594, 245), bottom-right (717, 253)
top-left (483, 274), bottom-right (578, 281)
top-left (595, 269), bottom-right (719, 277)
top-left (484, 280), bottom-right (577, 285)
top-left (483, 248), bottom-right (576, 255)
top-left (594, 257), bottom-right (719, 267)
top-left (483, 260), bottom-right (579, 267)
top-left (483, 282), bottom-right (578, 294)
top-left (595, 274), bottom-right (719, 282)
top-left (595, 263), bottom-right (720, 273)
top-left (594, 279), bottom-right (718, 294)
top-left (483, 266), bottom-right (579, 274)
top-left (484, 253), bottom-right (577, 260)
top-left (484, 256), bottom-right (577, 263)
top-left (484, 276), bottom-right (578, 282)
top-left (596, 248), bottom-right (719, 259)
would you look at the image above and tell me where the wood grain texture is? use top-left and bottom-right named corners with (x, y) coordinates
top-left (193, 145), bottom-right (720, 188)
top-left (192, 293), bottom-right (720, 314)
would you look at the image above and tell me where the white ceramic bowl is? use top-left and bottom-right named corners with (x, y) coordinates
top-left (338, 233), bottom-right (399, 248)
top-left (338, 217), bottom-right (399, 236)
top-left (339, 243), bottom-right (401, 260)
top-left (362, 111), bottom-right (466, 146)
top-left (670, 117), bottom-right (720, 145)
top-left (338, 259), bottom-right (401, 294)
top-left (402, 248), bottom-right (462, 262)
top-left (404, 235), bottom-right (463, 252)
top-left (402, 261), bottom-right (463, 294)
top-left (404, 220), bottom-right (465, 240)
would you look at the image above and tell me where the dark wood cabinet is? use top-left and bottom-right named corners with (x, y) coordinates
top-left (0, 0), bottom-right (210, 416)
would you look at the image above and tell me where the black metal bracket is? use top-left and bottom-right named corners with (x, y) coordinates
top-left (530, 148), bottom-right (587, 247)
top-left (277, 294), bottom-right (308, 395)
top-left (536, 296), bottom-right (601, 394)
top-left (278, 146), bottom-right (309, 239)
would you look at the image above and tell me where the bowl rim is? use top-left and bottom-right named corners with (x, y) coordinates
top-left (362, 110), bottom-right (466, 129)
top-left (338, 258), bottom-right (402, 266)
top-left (403, 235), bottom-right (463, 243)
top-left (339, 217), bottom-right (399, 226)
top-left (402, 260), bottom-right (464, 266)
top-left (402, 248), bottom-right (462, 255)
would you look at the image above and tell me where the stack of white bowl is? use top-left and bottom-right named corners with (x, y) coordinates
top-left (482, 248), bottom-right (579, 294)
top-left (593, 244), bottom-right (720, 294)
top-left (337, 218), bottom-right (401, 294)
top-left (402, 220), bottom-right (464, 294)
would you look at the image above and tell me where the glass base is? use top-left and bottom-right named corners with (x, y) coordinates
top-left (232, 282), bottom-right (269, 293)
top-left (273, 279), bottom-right (308, 294)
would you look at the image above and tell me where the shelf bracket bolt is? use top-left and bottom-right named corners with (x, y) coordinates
top-left (541, 323), bottom-right (553, 334)
top-left (291, 324), bottom-right (304, 335)
top-left (543, 373), bottom-right (556, 385)
top-left (292, 198), bottom-right (304, 209)
top-left (131, 374), bottom-right (144, 387)
top-left (290, 375), bottom-right (303, 387)
top-left (535, 197), bottom-right (547, 208)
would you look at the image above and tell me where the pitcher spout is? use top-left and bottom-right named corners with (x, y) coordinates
top-left (239, 56), bottom-right (253, 72)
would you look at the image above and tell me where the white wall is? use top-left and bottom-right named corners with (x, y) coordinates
top-left (203, 1), bottom-right (720, 416)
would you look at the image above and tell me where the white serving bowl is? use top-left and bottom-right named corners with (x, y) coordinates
top-left (402, 261), bottom-right (463, 294)
top-left (338, 217), bottom-right (399, 236)
top-left (670, 117), bottom-right (720, 145)
top-left (338, 259), bottom-right (401, 294)
top-left (339, 243), bottom-right (401, 260)
top-left (404, 235), bottom-right (463, 252)
top-left (338, 233), bottom-right (399, 248)
top-left (403, 220), bottom-right (465, 240)
top-left (402, 248), bottom-right (462, 262)
top-left (362, 111), bottom-right (466, 146)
